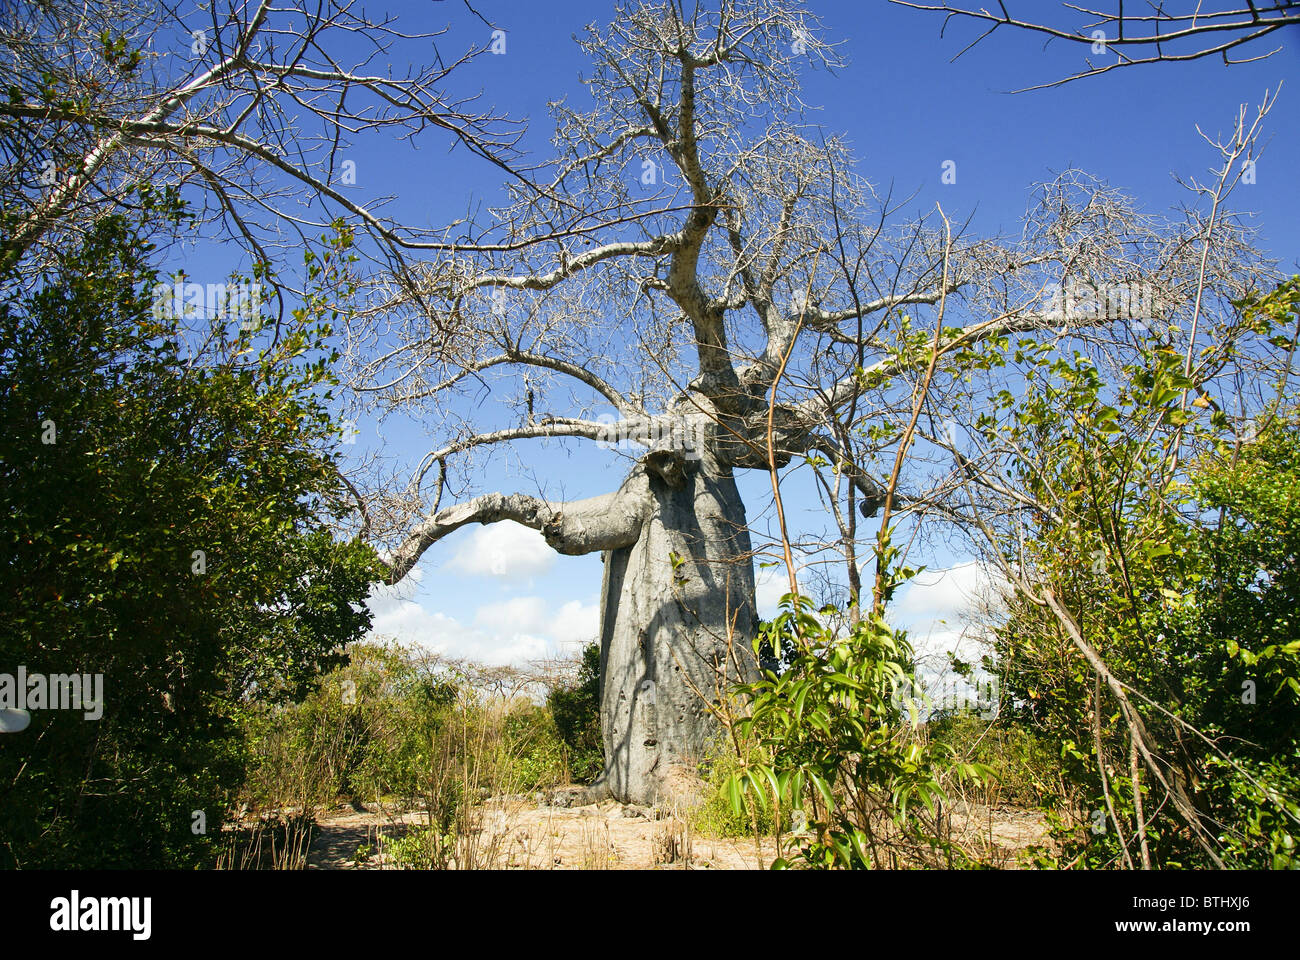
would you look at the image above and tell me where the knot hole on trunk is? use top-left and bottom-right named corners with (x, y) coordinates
top-left (643, 449), bottom-right (695, 489)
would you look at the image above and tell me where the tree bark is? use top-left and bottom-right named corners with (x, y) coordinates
top-left (387, 439), bottom-right (760, 806)
top-left (594, 443), bottom-right (759, 806)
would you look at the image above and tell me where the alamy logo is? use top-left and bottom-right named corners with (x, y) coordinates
top-left (50, 891), bottom-right (151, 941)
top-left (0, 667), bottom-right (104, 723)
top-left (1040, 278), bottom-right (1166, 323)
top-left (892, 675), bottom-right (999, 721)
top-left (151, 280), bottom-right (263, 329)
top-left (594, 413), bottom-right (705, 460)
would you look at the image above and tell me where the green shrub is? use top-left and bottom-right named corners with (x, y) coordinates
top-left (547, 642), bottom-right (603, 783)
top-left (500, 705), bottom-right (567, 791)
top-left (984, 327), bottom-right (1300, 868)
top-left (693, 735), bottom-right (785, 837)
top-left (925, 710), bottom-right (1061, 808)
top-left (0, 214), bottom-right (378, 869)
top-left (727, 587), bottom-right (991, 869)
top-left (237, 641), bottom-right (572, 868)
top-left (379, 824), bottom-right (454, 870)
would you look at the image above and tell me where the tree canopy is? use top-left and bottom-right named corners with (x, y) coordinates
top-left (0, 209), bottom-right (380, 867)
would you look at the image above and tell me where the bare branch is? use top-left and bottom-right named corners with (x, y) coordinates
top-left (893, 1), bottom-right (1299, 88)
top-left (386, 473), bottom-right (651, 583)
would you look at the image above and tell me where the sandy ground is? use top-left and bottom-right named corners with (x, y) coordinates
top-left (304, 796), bottom-right (1050, 870)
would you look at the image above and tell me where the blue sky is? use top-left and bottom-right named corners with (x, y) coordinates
top-left (169, 2), bottom-right (1300, 668)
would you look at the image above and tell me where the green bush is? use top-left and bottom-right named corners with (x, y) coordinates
top-left (499, 705), bottom-right (567, 791)
top-left (925, 711), bottom-right (1061, 808)
top-left (693, 736), bottom-right (785, 837)
top-left (239, 644), bottom-right (570, 828)
top-left (985, 320), bottom-right (1300, 868)
top-left (378, 824), bottom-right (454, 870)
top-left (0, 214), bottom-right (378, 868)
top-left (727, 587), bottom-right (991, 869)
top-left (547, 642), bottom-right (603, 783)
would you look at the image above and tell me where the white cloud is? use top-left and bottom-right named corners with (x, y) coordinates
top-left (891, 561), bottom-right (1003, 628)
top-left (755, 562), bottom-right (797, 616)
top-left (889, 561), bottom-right (1007, 667)
top-left (366, 589), bottom-right (599, 666)
top-left (450, 522), bottom-right (556, 579)
top-left (475, 631), bottom-right (554, 666)
top-left (474, 595), bottom-right (548, 635)
top-left (550, 599), bottom-right (600, 649)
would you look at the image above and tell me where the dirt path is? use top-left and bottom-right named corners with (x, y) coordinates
top-left (305, 797), bottom-right (1048, 870)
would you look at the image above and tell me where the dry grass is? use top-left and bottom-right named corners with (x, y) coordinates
top-left (302, 796), bottom-right (1045, 870)
top-left (216, 812), bottom-right (316, 870)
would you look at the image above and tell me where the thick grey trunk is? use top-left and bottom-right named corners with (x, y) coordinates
top-left (595, 448), bottom-right (758, 806)
top-left (388, 417), bottom-right (763, 808)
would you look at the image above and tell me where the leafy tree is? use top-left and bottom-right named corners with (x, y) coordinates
top-left (547, 643), bottom-right (603, 784)
top-left (1190, 409), bottom-right (1300, 866)
top-left (964, 279), bottom-right (1300, 867)
top-left (0, 213), bottom-right (380, 868)
top-left (727, 583), bottom-right (990, 869)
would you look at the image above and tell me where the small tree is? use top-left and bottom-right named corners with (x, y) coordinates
top-left (548, 643), bottom-right (603, 783)
top-left (0, 211), bottom-right (380, 867)
top-left (939, 272), bottom-right (1300, 868)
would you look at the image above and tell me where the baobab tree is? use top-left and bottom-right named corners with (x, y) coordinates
top-left (347, 0), bottom-right (1239, 806)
